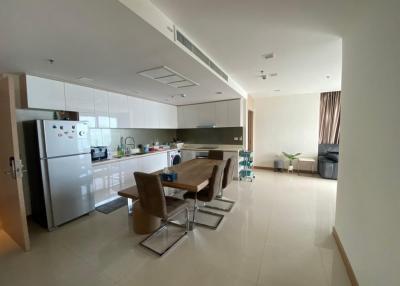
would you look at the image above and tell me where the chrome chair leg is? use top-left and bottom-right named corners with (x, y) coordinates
top-left (190, 198), bottom-right (224, 230)
top-left (139, 208), bottom-right (188, 256)
top-left (204, 189), bottom-right (235, 212)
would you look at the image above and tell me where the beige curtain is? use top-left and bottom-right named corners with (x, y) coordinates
top-left (319, 91), bottom-right (341, 144)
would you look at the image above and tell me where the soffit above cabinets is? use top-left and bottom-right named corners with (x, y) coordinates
top-left (0, 0), bottom-right (246, 106)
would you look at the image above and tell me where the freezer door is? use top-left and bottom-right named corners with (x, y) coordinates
top-left (42, 120), bottom-right (90, 158)
top-left (46, 153), bottom-right (94, 226)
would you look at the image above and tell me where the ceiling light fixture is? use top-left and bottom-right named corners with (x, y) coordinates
top-left (138, 66), bottom-right (199, 88)
top-left (273, 89), bottom-right (281, 92)
top-left (77, 77), bottom-right (93, 82)
top-left (170, 93), bottom-right (187, 100)
top-left (216, 91), bottom-right (223, 94)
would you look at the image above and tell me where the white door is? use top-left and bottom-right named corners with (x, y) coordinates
top-left (0, 76), bottom-right (30, 251)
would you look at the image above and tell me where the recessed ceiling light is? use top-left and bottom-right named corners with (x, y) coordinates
top-left (47, 58), bottom-right (55, 64)
top-left (180, 93), bottom-right (186, 98)
top-left (325, 75), bottom-right (331, 79)
top-left (262, 53), bottom-right (275, 60)
top-left (216, 91), bottom-right (223, 94)
top-left (273, 89), bottom-right (281, 92)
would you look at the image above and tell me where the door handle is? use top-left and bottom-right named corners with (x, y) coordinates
top-left (4, 157), bottom-right (25, 179)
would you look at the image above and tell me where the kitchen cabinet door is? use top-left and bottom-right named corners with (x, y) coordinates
top-left (177, 106), bottom-right (185, 128)
top-left (92, 164), bottom-right (110, 206)
top-left (181, 150), bottom-right (196, 162)
top-left (144, 100), bottom-right (159, 129)
top-left (94, 89), bottom-right (110, 128)
top-left (196, 102), bottom-right (216, 127)
top-left (215, 101), bottom-right (228, 127)
top-left (108, 92), bottom-right (130, 128)
top-left (158, 103), bottom-right (177, 129)
top-left (108, 161), bottom-right (121, 193)
top-left (139, 153), bottom-right (168, 173)
top-left (65, 83), bottom-right (95, 113)
top-left (227, 99), bottom-right (243, 127)
top-left (24, 75), bottom-right (66, 110)
top-left (182, 105), bottom-right (198, 128)
top-left (129, 96), bottom-right (145, 128)
top-left (120, 158), bottom-right (139, 189)
top-left (166, 104), bottom-right (177, 129)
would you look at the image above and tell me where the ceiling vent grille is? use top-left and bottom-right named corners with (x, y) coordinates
top-left (176, 30), bottom-right (228, 82)
top-left (137, 66), bottom-right (199, 88)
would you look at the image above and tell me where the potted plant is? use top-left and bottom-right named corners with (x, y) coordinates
top-left (282, 152), bottom-right (301, 172)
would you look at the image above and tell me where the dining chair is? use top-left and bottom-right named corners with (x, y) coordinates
top-left (183, 161), bottom-right (225, 229)
top-left (134, 172), bottom-right (190, 256)
top-left (204, 157), bottom-right (235, 212)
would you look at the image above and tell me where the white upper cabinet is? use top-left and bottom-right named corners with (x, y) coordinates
top-left (108, 92), bottom-right (130, 128)
top-left (93, 89), bottom-right (110, 128)
top-left (177, 99), bottom-right (243, 128)
top-left (179, 105), bottom-right (198, 128)
top-left (215, 101), bottom-right (228, 127)
top-left (128, 96), bottom-right (145, 128)
top-left (166, 104), bottom-right (178, 129)
top-left (196, 102), bottom-right (216, 127)
top-left (227, 99), bottom-right (243, 127)
top-left (22, 75), bottom-right (65, 110)
top-left (65, 83), bottom-right (95, 113)
top-left (158, 103), bottom-right (177, 129)
top-left (144, 100), bottom-right (159, 129)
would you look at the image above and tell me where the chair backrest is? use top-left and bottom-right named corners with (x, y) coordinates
top-left (208, 150), bottom-right (224, 160)
top-left (205, 161), bottom-right (225, 201)
top-left (222, 157), bottom-right (234, 189)
top-left (134, 172), bottom-right (167, 219)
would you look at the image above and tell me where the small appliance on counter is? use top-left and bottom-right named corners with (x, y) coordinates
top-left (91, 146), bottom-right (108, 162)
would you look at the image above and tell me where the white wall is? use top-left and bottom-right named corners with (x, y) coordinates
top-left (253, 93), bottom-right (319, 169)
top-left (335, 1), bottom-right (400, 285)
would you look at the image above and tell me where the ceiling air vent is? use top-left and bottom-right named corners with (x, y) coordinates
top-left (176, 30), bottom-right (229, 82)
top-left (137, 66), bottom-right (199, 88)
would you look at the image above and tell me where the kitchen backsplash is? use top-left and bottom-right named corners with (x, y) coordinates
top-left (177, 127), bottom-right (243, 145)
top-left (89, 128), bottom-right (177, 150)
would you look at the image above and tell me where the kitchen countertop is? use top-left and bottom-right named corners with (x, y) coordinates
top-left (92, 148), bottom-right (177, 166)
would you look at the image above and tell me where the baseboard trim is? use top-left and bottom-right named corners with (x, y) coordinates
top-left (332, 227), bottom-right (359, 286)
top-left (253, 166), bottom-right (317, 174)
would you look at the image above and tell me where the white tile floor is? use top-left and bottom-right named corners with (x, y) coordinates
top-left (0, 170), bottom-right (351, 286)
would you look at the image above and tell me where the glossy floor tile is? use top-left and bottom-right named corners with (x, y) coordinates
top-left (0, 170), bottom-right (350, 286)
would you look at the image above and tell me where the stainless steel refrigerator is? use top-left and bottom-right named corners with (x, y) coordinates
top-left (24, 120), bottom-right (94, 230)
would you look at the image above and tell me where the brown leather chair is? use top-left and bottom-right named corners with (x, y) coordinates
top-left (134, 172), bottom-right (190, 256)
top-left (207, 157), bottom-right (235, 212)
top-left (208, 150), bottom-right (224, 160)
top-left (183, 161), bottom-right (225, 229)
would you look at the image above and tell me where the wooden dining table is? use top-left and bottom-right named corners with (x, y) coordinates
top-left (154, 158), bottom-right (222, 192)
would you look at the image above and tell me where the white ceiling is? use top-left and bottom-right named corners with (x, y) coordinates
top-left (0, 0), bottom-right (243, 105)
top-left (152, 0), bottom-right (356, 97)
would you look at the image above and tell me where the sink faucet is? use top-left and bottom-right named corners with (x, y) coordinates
top-left (125, 136), bottom-right (136, 155)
